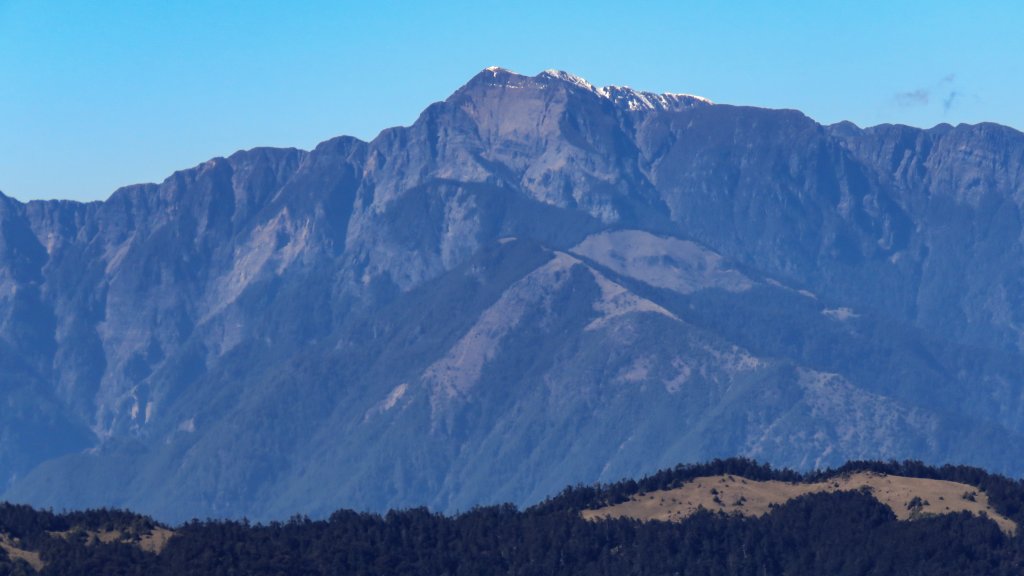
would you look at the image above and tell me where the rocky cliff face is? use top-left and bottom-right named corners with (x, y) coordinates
top-left (2, 68), bottom-right (1024, 521)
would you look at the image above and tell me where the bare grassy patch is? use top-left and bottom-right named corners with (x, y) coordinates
top-left (582, 472), bottom-right (1017, 535)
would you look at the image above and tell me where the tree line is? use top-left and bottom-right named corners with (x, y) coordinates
top-left (3, 458), bottom-right (1024, 575)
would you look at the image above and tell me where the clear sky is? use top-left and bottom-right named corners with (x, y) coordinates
top-left (2, 0), bottom-right (1022, 202)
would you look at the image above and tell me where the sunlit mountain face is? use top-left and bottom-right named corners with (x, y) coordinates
top-left (2, 68), bottom-right (1024, 522)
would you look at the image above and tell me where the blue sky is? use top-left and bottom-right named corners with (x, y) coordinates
top-left (2, 0), bottom-right (1022, 202)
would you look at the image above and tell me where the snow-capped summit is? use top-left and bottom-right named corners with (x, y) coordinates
top-left (539, 69), bottom-right (599, 92)
top-left (539, 68), bottom-right (712, 111)
top-left (600, 84), bottom-right (712, 111)
top-left (472, 67), bottom-right (712, 112)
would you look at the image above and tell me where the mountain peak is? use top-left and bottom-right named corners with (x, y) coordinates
top-left (537, 68), bottom-right (713, 111)
top-left (539, 68), bottom-right (598, 91)
top-left (9, 66), bottom-right (1024, 526)
top-left (466, 67), bottom-right (712, 112)
top-left (601, 84), bottom-right (712, 111)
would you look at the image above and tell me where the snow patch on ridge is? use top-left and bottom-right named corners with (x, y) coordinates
top-left (537, 69), bottom-right (712, 110)
top-left (541, 69), bottom-right (599, 92)
top-left (476, 68), bottom-right (712, 112)
top-left (600, 85), bottom-right (712, 111)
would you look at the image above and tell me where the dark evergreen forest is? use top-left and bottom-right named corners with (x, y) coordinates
top-left (3, 459), bottom-right (1024, 575)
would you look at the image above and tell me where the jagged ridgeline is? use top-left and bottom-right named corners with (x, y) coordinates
top-left (3, 67), bottom-right (1024, 522)
top-left (3, 459), bottom-right (1024, 575)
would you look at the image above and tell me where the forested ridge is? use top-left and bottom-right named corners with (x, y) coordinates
top-left (3, 459), bottom-right (1024, 575)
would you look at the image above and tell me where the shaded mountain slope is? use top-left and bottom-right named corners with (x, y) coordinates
top-left (2, 68), bottom-right (1024, 521)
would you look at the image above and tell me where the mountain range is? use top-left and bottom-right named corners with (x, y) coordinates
top-left (2, 67), bottom-right (1024, 522)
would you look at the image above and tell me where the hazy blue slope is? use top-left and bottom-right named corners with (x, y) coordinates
top-left (3, 68), bottom-right (1024, 521)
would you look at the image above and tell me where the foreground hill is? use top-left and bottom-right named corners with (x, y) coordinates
top-left (2, 459), bottom-right (1024, 575)
top-left (3, 68), bottom-right (1024, 521)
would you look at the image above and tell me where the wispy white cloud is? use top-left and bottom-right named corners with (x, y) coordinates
top-left (942, 91), bottom-right (960, 112)
top-left (895, 74), bottom-right (960, 113)
top-left (896, 89), bottom-right (930, 106)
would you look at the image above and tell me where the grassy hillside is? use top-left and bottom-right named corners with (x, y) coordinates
top-left (3, 458), bottom-right (1024, 574)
